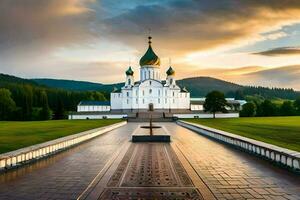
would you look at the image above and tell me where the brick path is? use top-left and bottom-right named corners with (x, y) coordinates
top-left (165, 123), bottom-right (300, 200)
top-left (0, 123), bottom-right (137, 200)
top-left (0, 122), bottom-right (299, 200)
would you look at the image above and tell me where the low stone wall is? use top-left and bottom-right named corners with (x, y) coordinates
top-left (173, 112), bottom-right (239, 119)
top-left (177, 120), bottom-right (300, 171)
top-left (69, 114), bottom-right (127, 120)
top-left (0, 121), bottom-right (127, 171)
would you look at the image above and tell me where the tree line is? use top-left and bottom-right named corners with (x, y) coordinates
top-left (227, 87), bottom-right (299, 101)
top-left (0, 83), bottom-right (107, 121)
top-left (204, 90), bottom-right (300, 118)
top-left (240, 99), bottom-right (300, 117)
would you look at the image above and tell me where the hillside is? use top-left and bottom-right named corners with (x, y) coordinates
top-left (33, 78), bottom-right (123, 93)
top-left (1, 73), bottom-right (299, 100)
top-left (177, 77), bottom-right (243, 97)
top-left (0, 73), bottom-right (38, 86)
top-left (31, 76), bottom-right (300, 99)
top-left (0, 73), bottom-right (108, 120)
top-left (33, 77), bottom-right (243, 97)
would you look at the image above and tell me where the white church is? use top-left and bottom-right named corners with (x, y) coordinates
top-left (110, 36), bottom-right (190, 111)
top-left (69, 36), bottom-right (244, 119)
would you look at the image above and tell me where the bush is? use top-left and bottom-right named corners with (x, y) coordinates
top-left (240, 102), bottom-right (256, 117)
top-left (280, 101), bottom-right (295, 116)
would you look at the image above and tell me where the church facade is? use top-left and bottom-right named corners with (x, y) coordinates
top-left (110, 36), bottom-right (190, 110)
top-left (69, 36), bottom-right (244, 119)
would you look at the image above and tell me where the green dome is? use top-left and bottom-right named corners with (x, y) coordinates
top-left (126, 66), bottom-right (134, 76)
top-left (166, 66), bottom-right (175, 76)
top-left (139, 36), bottom-right (160, 66)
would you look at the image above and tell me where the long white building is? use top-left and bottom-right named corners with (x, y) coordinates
top-left (110, 36), bottom-right (190, 110)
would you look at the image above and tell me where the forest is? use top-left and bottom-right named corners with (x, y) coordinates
top-left (0, 74), bottom-right (107, 120)
top-left (1, 73), bottom-right (300, 121)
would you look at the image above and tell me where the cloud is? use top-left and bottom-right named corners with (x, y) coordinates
top-left (101, 0), bottom-right (300, 56)
top-left (253, 47), bottom-right (300, 56)
top-left (243, 65), bottom-right (300, 90)
top-left (187, 65), bottom-right (300, 90)
top-left (0, 0), bottom-right (96, 57)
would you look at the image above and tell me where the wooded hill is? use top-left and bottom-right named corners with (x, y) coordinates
top-left (1, 73), bottom-right (299, 120)
top-left (0, 74), bottom-right (107, 120)
top-left (34, 77), bottom-right (300, 100)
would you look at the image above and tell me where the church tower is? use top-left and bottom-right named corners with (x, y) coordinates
top-left (139, 36), bottom-right (161, 81)
top-left (166, 66), bottom-right (176, 87)
top-left (125, 66), bottom-right (134, 87)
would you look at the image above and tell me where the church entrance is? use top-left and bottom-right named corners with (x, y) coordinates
top-left (148, 103), bottom-right (154, 111)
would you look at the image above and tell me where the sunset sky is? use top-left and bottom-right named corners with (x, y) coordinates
top-left (1, 0), bottom-right (300, 89)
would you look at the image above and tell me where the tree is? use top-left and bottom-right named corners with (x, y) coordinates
top-left (21, 85), bottom-right (33, 120)
top-left (240, 102), bottom-right (256, 117)
top-left (53, 97), bottom-right (65, 120)
top-left (234, 90), bottom-right (244, 100)
top-left (39, 91), bottom-right (51, 120)
top-left (204, 91), bottom-right (228, 118)
top-left (280, 101), bottom-right (295, 116)
top-left (256, 100), bottom-right (278, 116)
top-left (294, 97), bottom-right (300, 114)
top-left (0, 88), bottom-right (16, 120)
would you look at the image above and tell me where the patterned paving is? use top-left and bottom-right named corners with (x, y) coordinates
top-left (94, 143), bottom-right (202, 200)
top-left (0, 122), bottom-right (300, 200)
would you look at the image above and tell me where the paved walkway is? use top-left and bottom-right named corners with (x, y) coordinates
top-left (165, 123), bottom-right (300, 200)
top-left (0, 122), bottom-right (299, 200)
top-left (0, 123), bottom-right (138, 200)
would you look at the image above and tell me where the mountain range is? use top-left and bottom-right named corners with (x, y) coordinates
top-left (1, 73), bottom-right (299, 100)
top-left (33, 76), bottom-right (299, 99)
top-left (189, 65), bottom-right (300, 91)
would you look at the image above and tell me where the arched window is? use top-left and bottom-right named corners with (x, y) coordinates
top-left (149, 81), bottom-right (152, 85)
top-left (170, 78), bottom-right (173, 85)
top-left (128, 79), bottom-right (131, 85)
top-left (127, 92), bottom-right (129, 97)
top-left (158, 90), bottom-right (160, 96)
top-left (143, 90), bottom-right (145, 96)
top-left (173, 92), bottom-right (175, 97)
top-left (149, 89), bottom-right (152, 94)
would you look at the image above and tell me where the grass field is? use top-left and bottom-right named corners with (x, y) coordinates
top-left (185, 116), bottom-right (300, 152)
top-left (0, 119), bottom-right (122, 154)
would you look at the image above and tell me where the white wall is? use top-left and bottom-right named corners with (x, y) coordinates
top-left (77, 105), bottom-right (110, 112)
top-left (111, 92), bottom-right (123, 110)
top-left (173, 113), bottom-right (239, 119)
top-left (191, 104), bottom-right (203, 111)
top-left (69, 114), bottom-right (127, 119)
top-left (140, 65), bottom-right (161, 81)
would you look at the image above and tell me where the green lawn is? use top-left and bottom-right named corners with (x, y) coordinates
top-left (0, 119), bottom-right (123, 154)
top-left (185, 117), bottom-right (300, 152)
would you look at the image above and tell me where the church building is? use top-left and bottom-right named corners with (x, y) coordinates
top-left (69, 36), bottom-right (244, 119)
top-left (110, 36), bottom-right (190, 111)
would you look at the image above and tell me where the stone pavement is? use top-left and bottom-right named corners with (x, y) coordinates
top-left (0, 122), bottom-right (299, 200)
top-left (0, 123), bottom-right (138, 200)
top-left (164, 123), bottom-right (300, 200)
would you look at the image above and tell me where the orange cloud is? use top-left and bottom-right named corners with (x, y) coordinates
top-left (254, 47), bottom-right (300, 56)
top-left (103, 1), bottom-right (300, 56)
